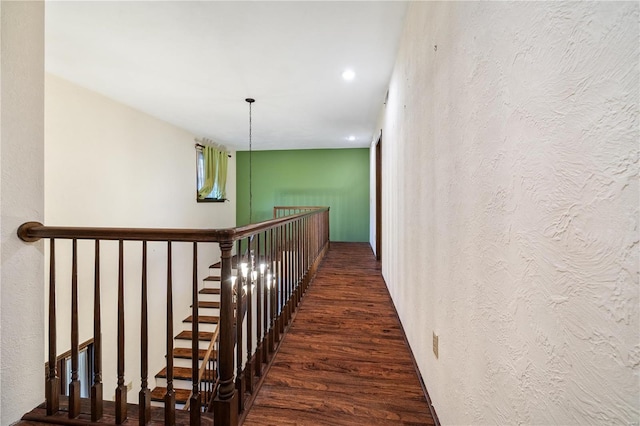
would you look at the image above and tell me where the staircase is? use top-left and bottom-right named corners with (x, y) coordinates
top-left (150, 256), bottom-right (235, 409)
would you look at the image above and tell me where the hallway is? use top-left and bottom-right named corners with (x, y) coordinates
top-left (243, 242), bottom-right (436, 425)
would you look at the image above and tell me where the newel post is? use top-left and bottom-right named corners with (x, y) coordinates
top-left (213, 239), bottom-right (239, 426)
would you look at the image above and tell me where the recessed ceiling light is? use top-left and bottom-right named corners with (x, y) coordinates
top-left (347, 135), bottom-right (356, 141)
top-left (342, 69), bottom-right (356, 81)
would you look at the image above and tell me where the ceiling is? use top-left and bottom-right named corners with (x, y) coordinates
top-left (45, 1), bottom-right (407, 151)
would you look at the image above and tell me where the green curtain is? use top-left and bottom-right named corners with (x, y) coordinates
top-left (198, 145), bottom-right (228, 200)
top-left (215, 148), bottom-right (228, 199)
top-left (198, 146), bottom-right (216, 199)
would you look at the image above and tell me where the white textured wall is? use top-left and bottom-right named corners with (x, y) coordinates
top-left (379, 2), bottom-right (639, 424)
top-left (45, 74), bottom-right (236, 403)
top-left (0, 1), bottom-right (45, 423)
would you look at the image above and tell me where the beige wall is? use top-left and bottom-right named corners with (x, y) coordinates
top-left (376, 2), bottom-right (639, 424)
top-left (45, 74), bottom-right (236, 403)
top-left (0, 1), bottom-right (46, 423)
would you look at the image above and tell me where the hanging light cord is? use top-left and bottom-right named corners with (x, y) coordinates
top-left (246, 98), bottom-right (255, 224)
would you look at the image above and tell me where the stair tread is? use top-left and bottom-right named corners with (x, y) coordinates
top-left (176, 330), bottom-right (214, 341)
top-left (183, 315), bottom-right (219, 324)
top-left (195, 301), bottom-right (220, 309)
top-left (199, 287), bottom-right (221, 295)
top-left (204, 276), bottom-right (221, 282)
top-left (156, 366), bottom-right (216, 382)
top-left (150, 387), bottom-right (191, 403)
top-left (210, 255), bottom-right (239, 269)
top-left (173, 347), bottom-right (215, 360)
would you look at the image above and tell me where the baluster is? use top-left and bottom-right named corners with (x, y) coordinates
top-left (280, 224), bottom-right (289, 328)
top-left (292, 222), bottom-right (296, 310)
top-left (139, 241), bottom-right (151, 425)
top-left (165, 242), bottom-right (175, 425)
top-left (278, 225), bottom-right (285, 336)
top-left (303, 217), bottom-right (308, 291)
top-left (92, 240), bottom-right (103, 421)
top-left (115, 240), bottom-right (127, 424)
top-left (296, 220), bottom-right (300, 297)
top-left (308, 216), bottom-right (311, 283)
top-left (303, 218), bottom-right (307, 288)
top-left (213, 239), bottom-right (238, 425)
top-left (46, 239), bottom-right (59, 415)
top-left (266, 231), bottom-right (273, 354)
top-left (286, 223), bottom-right (292, 326)
top-left (208, 357), bottom-right (214, 409)
top-left (288, 223), bottom-right (294, 322)
top-left (190, 242), bottom-right (201, 425)
top-left (296, 222), bottom-right (299, 292)
top-left (275, 226), bottom-right (281, 338)
top-left (255, 233), bottom-right (263, 376)
top-left (235, 239), bottom-right (245, 413)
top-left (263, 230), bottom-right (271, 363)
top-left (69, 239), bottom-right (80, 418)
top-left (314, 215), bottom-right (318, 261)
top-left (295, 221), bottom-right (301, 308)
top-left (271, 228), bottom-right (276, 349)
top-left (299, 220), bottom-right (303, 296)
top-left (319, 213), bottom-right (322, 253)
top-left (323, 209), bottom-right (331, 247)
top-left (282, 225), bottom-right (287, 327)
top-left (245, 239), bottom-right (254, 393)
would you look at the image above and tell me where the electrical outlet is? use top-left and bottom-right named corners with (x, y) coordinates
top-left (433, 332), bottom-right (439, 359)
top-left (126, 381), bottom-right (132, 392)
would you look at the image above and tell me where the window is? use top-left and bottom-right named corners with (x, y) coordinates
top-left (196, 144), bottom-right (229, 202)
top-left (45, 339), bottom-right (94, 398)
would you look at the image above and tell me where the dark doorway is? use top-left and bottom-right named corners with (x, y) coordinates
top-left (375, 131), bottom-right (382, 261)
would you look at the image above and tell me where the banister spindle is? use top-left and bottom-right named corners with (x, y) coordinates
top-left (285, 223), bottom-right (292, 326)
top-left (213, 239), bottom-right (239, 426)
top-left (165, 242), bottom-right (176, 425)
top-left (236, 239), bottom-right (245, 412)
top-left (140, 241), bottom-right (151, 425)
top-left (46, 239), bottom-right (59, 416)
top-left (278, 225), bottom-right (285, 336)
top-left (246, 240), bottom-right (254, 393)
top-left (255, 233), bottom-right (263, 376)
top-left (190, 242), bottom-right (201, 425)
top-left (69, 239), bottom-right (81, 419)
top-left (268, 228), bottom-right (276, 354)
top-left (303, 217), bottom-right (308, 291)
top-left (263, 230), bottom-right (271, 362)
top-left (115, 240), bottom-right (127, 424)
top-left (295, 221), bottom-right (300, 307)
top-left (92, 240), bottom-right (103, 421)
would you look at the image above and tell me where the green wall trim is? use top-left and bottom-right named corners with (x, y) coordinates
top-left (236, 148), bottom-right (370, 242)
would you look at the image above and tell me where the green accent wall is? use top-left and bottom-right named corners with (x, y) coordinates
top-left (236, 149), bottom-right (370, 242)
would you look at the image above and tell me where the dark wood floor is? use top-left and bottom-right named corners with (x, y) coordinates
top-left (243, 242), bottom-right (435, 426)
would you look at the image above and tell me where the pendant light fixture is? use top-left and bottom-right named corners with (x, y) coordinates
top-left (246, 98), bottom-right (255, 224)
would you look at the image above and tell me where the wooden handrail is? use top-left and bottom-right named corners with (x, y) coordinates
top-left (273, 206), bottom-right (326, 219)
top-left (18, 208), bottom-right (329, 243)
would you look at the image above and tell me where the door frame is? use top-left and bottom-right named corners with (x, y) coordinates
top-left (375, 130), bottom-right (382, 261)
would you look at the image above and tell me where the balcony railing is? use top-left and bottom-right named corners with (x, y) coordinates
top-left (18, 207), bottom-right (330, 426)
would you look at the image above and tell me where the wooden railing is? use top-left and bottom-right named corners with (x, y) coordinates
top-left (18, 207), bottom-right (330, 426)
top-left (273, 205), bottom-right (326, 218)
